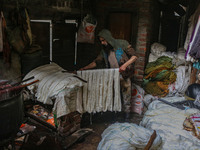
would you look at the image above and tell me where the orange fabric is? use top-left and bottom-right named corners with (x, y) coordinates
top-left (144, 67), bottom-right (170, 79)
top-left (47, 118), bottom-right (55, 126)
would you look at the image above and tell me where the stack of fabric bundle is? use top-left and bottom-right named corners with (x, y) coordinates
top-left (143, 56), bottom-right (177, 97)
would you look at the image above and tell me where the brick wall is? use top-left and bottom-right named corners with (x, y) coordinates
top-left (95, 0), bottom-right (160, 84)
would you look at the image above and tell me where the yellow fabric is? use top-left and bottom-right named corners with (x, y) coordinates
top-left (25, 9), bottom-right (32, 45)
top-left (143, 56), bottom-right (177, 97)
top-left (144, 81), bottom-right (168, 97)
top-left (144, 67), bottom-right (170, 80)
top-left (145, 56), bottom-right (174, 75)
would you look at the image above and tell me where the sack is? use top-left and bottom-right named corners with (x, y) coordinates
top-left (185, 83), bottom-right (200, 100)
top-left (131, 84), bottom-right (144, 115)
top-left (8, 27), bottom-right (26, 53)
top-left (77, 14), bottom-right (97, 44)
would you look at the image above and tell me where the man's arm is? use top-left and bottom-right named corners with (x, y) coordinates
top-left (79, 61), bottom-right (97, 70)
top-left (80, 51), bottom-right (104, 70)
top-left (119, 55), bottom-right (137, 72)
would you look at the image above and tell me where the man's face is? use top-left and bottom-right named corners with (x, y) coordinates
top-left (99, 37), bottom-right (108, 46)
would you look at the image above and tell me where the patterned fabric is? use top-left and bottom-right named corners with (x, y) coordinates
top-left (115, 48), bottom-right (124, 63)
top-left (120, 78), bottom-right (132, 114)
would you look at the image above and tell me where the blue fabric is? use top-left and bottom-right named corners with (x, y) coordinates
top-left (193, 62), bottom-right (200, 70)
top-left (115, 48), bottom-right (124, 64)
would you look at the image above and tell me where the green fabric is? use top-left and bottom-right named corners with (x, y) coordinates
top-left (143, 56), bottom-right (177, 97)
top-left (145, 56), bottom-right (174, 74)
top-left (153, 70), bottom-right (171, 81)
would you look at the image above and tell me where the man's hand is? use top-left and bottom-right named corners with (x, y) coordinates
top-left (79, 61), bottom-right (97, 71)
top-left (79, 68), bottom-right (85, 71)
top-left (119, 64), bottom-right (127, 72)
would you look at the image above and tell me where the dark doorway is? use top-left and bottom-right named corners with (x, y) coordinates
top-left (160, 11), bottom-right (181, 52)
top-left (31, 21), bottom-right (50, 64)
top-left (52, 22), bottom-right (77, 71)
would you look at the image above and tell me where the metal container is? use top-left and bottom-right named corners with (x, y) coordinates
top-left (0, 92), bottom-right (23, 142)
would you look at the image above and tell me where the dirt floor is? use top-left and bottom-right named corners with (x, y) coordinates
top-left (14, 112), bottom-right (143, 150)
top-left (69, 112), bottom-right (144, 150)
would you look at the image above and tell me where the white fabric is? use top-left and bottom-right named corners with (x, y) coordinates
top-left (148, 53), bottom-right (159, 62)
top-left (184, 15), bottom-right (195, 51)
top-left (98, 123), bottom-right (162, 150)
top-left (168, 65), bottom-right (191, 96)
top-left (23, 63), bottom-right (64, 94)
top-left (174, 65), bottom-right (190, 94)
top-left (143, 94), bottom-right (156, 107)
top-left (148, 43), bottom-right (167, 62)
top-left (23, 63), bottom-right (83, 118)
top-left (172, 48), bottom-right (187, 66)
top-left (77, 68), bottom-right (121, 113)
top-left (161, 51), bottom-right (177, 59)
top-left (185, 15), bottom-right (200, 62)
top-left (151, 42), bottom-right (166, 55)
top-left (140, 96), bottom-right (200, 150)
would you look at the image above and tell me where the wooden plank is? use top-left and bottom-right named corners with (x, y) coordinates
top-left (144, 130), bottom-right (157, 150)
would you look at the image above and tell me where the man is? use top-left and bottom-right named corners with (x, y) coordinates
top-left (80, 29), bottom-right (138, 120)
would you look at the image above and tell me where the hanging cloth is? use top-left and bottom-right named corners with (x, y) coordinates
top-left (0, 11), bottom-right (3, 52)
top-left (25, 8), bottom-right (32, 45)
top-left (185, 15), bottom-right (200, 61)
top-left (1, 11), bottom-right (11, 65)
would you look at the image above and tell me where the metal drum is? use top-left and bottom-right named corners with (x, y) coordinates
top-left (0, 92), bottom-right (24, 143)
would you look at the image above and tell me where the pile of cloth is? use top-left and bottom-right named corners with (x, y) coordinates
top-left (98, 96), bottom-right (200, 150)
top-left (23, 63), bottom-right (122, 118)
top-left (143, 56), bottom-right (177, 97)
top-left (23, 63), bottom-right (84, 118)
top-left (140, 96), bottom-right (200, 149)
top-left (98, 122), bottom-right (162, 150)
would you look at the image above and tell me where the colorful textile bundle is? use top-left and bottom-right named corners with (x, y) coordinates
top-left (183, 113), bottom-right (200, 139)
top-left (143, 56), bottom-right (176, 97)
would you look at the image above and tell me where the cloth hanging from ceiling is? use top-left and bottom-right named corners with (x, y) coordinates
top-left (188, 16), bottom-right (200, 60)
top-left (0, 11), bottom-right (3, 52)
top-left (185, 15), bottom-right (200, 61)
